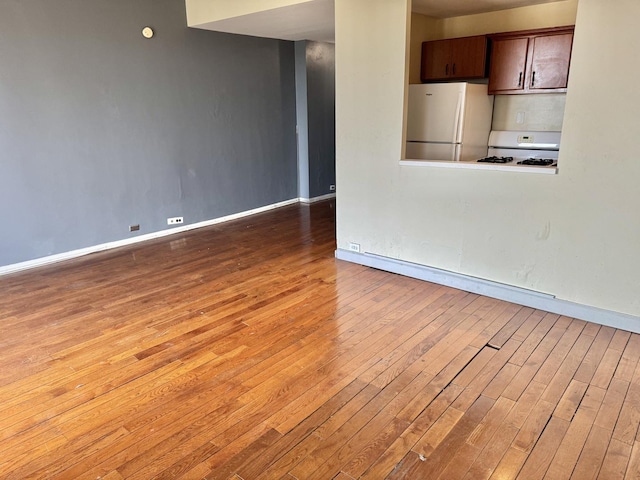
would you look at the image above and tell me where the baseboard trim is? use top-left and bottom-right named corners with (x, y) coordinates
top-left (0, 198), bottom-right (300, 276)
top-left (299, 193), bottom-right (336, 204)
top-left (335, 248), bottom-right (640, 334)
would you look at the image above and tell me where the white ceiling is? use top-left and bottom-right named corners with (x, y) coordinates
top-left (196, 0), bottom-right (335, 43)
top-left (412, 0), bottom-right (565, 18)
top-left (193, 0), bottom-right (567, 43)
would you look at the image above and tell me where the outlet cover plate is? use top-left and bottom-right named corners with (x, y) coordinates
top-left (167, 217), bottom-right (184, 225)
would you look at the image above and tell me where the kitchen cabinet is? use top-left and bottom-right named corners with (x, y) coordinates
top-left (421, 35), bottom-right (488, 82)
top-left (488, 26), bottom-right (574, 94)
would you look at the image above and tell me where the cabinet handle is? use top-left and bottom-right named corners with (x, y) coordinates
top-left (452, 63), bottom-right (456, 75)
top-left (532, 71), bottom-right (536, 86)
top-left (518, 72), bottom-right (522, 87)
top-left (446, 64), bottom-right (449, 76)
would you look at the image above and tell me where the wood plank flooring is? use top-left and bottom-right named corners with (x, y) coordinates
top-left (0, 200), bottom-right (639, 479)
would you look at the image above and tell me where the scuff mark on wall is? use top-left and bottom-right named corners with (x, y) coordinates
top-left (537, 221), bottom-right (551, 241)
top-left (515, 262), bottom-right (536, 284)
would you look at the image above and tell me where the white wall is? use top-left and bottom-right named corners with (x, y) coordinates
top-left (438, 0), bottom-right (578, 38)
top-left (335, 0), bottom-right (410, 260)
top-left (335, 0), bottom-right (640, 318)
top-left (551, 0), bottom-right (640, 314)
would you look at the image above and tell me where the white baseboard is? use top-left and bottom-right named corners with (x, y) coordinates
top-left (335, 249), bottom-right (640, 334)
top-left (0, 198), bottom-right (300, 276)
top-left (299, 193), bottom-right (336, 204)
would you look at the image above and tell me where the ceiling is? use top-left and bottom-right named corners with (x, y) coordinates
top-left (192, 0), bottom-right (567, 43)
top-left (412, 0), bottom-right (565, 18)
top-left (194, 0), bottom-right (335, 43)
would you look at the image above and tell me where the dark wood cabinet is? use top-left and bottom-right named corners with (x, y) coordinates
top-left (421, 35), bottom-right (488, 82)
top-left (529, 32), bottom-right (573, 90)
top-left (488, 37), bottom-right (529, 91)
top-left (421, 40), bottom-right (450, 80)
top-left (488, 26), bottom-right (574, 94)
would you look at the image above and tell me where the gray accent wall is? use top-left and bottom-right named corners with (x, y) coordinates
top-left (305, 42), bottom-right (336, 198)
top-left (0, 0), bottom-right (297, 267)
top-left (295, 41), bottom-right (335, 200)
top-left (294, 41), bottom-right (310, 200)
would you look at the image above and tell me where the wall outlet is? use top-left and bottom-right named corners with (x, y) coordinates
top-left (167, 217), bottom-right (184, 225)
top-left (129, 224), bottom-right (140, 232)
top-left (349, 242), bottom-right (361, 253)
top-left (329, 184), bottom-right (336, 191)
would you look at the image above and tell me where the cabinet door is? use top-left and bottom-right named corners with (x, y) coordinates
top-left (529, 33), bottom-right (573, 89)
top-left (488, 37), bottom-right (529, 92)
top-left (450, 36), bottom-right (487, 79)
top-left (421, 40), bottom-right (452, 81)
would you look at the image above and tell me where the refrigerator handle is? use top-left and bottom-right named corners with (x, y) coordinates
top-left (452, 91), bottom-right (463, 144)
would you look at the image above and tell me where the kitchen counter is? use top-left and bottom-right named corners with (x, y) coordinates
top-left (400, 159), bottom-right (558, 174)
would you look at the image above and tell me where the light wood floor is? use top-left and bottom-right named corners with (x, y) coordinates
top-left (1, 200), bottom-right (639, 479)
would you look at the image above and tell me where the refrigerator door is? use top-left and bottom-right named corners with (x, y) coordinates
top-left (458, 144), bottom-right (490, 162)
top-left (459, 84), bottom-right (494, 147)
top-left (406, 83), bottom-right (467, 144)
top-left (405, 142), bottom-right (461, 161)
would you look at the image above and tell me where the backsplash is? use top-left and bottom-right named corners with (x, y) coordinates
top-left (492, 94), bottom-right (566, 131)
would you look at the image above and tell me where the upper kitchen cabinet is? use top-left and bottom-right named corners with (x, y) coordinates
top-left (421, 36), bottom-right (488, 82)
top-left (488, 26), bottom-right (574, 94)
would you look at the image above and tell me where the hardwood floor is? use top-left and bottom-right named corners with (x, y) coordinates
top-left (0, 199), bottom-right (639, 479)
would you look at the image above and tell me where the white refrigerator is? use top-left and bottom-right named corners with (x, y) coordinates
top-left (405, 82), bottom-right (494, 162)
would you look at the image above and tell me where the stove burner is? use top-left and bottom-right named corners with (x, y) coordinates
top-left (517, 158), bottom-right (556, 166)
top-left (477, 156), bottom-right (513, 164)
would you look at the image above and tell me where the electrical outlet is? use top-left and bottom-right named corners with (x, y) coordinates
top-left (330, 184), bottom-right (336, 191)
top-left (129, 224), bottom-right (140, 232)
top-left (167, 217), bottom-right (184, 225)
top-left (349, 242), bottom-right (361, 253)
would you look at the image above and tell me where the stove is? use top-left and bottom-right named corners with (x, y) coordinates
top-left (477, 156), bottom-right (513, 164)
top-left (518, 158), bottom-right (556, 166)
top-left (477, 130), bottom-right (561, 168)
